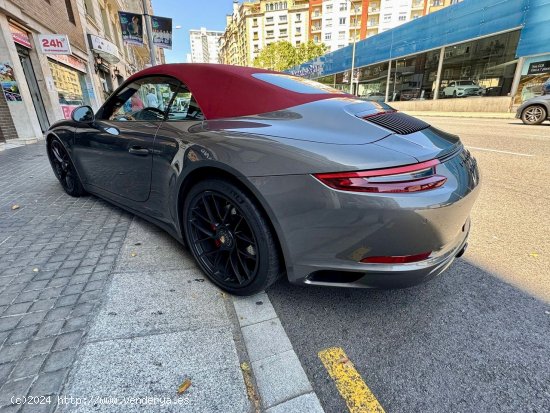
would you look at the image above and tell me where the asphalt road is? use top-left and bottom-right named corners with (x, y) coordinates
top-left (267, 117), bottom-right (550, 413)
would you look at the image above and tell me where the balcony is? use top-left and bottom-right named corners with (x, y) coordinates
top-left (368, 7), bottom-right (380, 14)
top-left (311, 26), bottom-right (322, 32)
top-left (412, 1), bottom-right (424, 9)
top-left (367, 20), bottom-right (379, 28)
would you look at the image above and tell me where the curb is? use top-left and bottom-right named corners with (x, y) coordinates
top-left (232, 293), bottom-right (325, 413)
top-left (0, 136), bottom-right (43, 152)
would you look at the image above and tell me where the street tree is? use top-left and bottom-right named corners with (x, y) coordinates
top-left (253, 41), bottom-right (328, 71)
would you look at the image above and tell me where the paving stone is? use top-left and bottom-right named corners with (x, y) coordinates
top-left (29, 369), bottom-right (68, 396)
top-left (0, 362), bottom-right (14, 384)
top-left (0, 342), bottom-right (27, 364)
top-left (11, 354), bottom-right (47, 380)
top-left (34, 321), bottom-right (64, 339)
top-left (5, 325), bottom-right (37, 345)
top-left (17, 311), bottom-right (47, 328)
top-left (0, 316), bottom-right (22, 332)
top-left (52, 331), bottom-right (83, 351)
top-left (241, 318), bottom-right (293, 363)
top-left (3, 303), bottom-right (32, 317)
top-left (233, 292), bottom-right (278, 327)
top-left (13, 290), bottom-right (41, 304)
top-left (266, 393), bottom-right (325, 413)
top-left (23, 337), bottom-right (55, 358)
top-left (29, 299), bottom-right (56, 313)
top-left (42, 348), bottom-right (76, 373)
top-left (0, 377), bottom-right (34, 405)
top-left (60, 316), bottom-right (87, 333)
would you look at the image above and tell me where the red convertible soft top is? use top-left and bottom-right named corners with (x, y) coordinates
top-left (126, 64), bottom-right (348, 120)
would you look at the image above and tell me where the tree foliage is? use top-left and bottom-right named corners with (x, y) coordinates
top-left (253, 41), bottom-right (328, 71)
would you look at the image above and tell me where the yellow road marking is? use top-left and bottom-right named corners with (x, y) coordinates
top-left (318, 347), bottom-right (385, 413)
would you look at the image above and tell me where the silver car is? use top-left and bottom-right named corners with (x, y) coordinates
top-left (45, 64), bottom-right (480, 295)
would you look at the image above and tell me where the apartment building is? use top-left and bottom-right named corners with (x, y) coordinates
top-left (189, 28), bottom-right (223, 63)
top-left (427, 0), bottom-right (463, 14)
top-left (220, 0), bottom-right (309, 66)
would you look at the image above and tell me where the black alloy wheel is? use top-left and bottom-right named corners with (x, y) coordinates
top-left (47, 138), bottom-right (86, 197)
top-left (183, 179), bottom-right (281, 295)
top-left (521, 105), bottom-right (547, 125)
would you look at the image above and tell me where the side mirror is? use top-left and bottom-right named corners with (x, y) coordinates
top-left (71, 106), bottom-right (95, 123)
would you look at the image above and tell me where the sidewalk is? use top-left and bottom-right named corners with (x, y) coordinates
top-left (400, 110), bottom-right (517, 119)
top-left (0, 142), bottom-right (323, 413)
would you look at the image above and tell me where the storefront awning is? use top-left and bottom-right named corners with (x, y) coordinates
top-left (88, 34), bottom-right (120, 64)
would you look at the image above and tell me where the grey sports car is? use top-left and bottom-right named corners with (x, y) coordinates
top-left (45, 64), bottom-right (480, 295)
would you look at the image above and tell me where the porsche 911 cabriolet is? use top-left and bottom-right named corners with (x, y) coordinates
top-left (46, 64), bottom-right (480, 295)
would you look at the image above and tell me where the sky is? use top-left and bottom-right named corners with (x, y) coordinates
top-left (151, 0), bottom-right (232, 63)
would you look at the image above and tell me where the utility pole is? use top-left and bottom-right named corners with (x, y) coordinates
top-left (348, 0), bottom-right (358, 95)
top-left (141, 0), bottom-right (156, 66)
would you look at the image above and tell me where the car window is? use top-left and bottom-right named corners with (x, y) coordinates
top-left (449, 82), bottom-right (455, 87)
top-left (459, 81), bottom-right (476, 85)
top-left (100, 76), bottom-right (179, 121)
top-left (166, 85), bottom-right (204, 121)
top-left (252, 73), bottom-right (343, 94)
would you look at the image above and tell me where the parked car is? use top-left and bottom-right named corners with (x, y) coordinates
top-left (516, 94), bottom-right (550, 125)
top-left (442, 80), bottom-right (484, 97)
top-left (45, 64), bottom-right (480, 295)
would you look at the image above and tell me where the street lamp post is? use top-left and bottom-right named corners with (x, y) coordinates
top-left (348, 0), bottom-right (358, 95)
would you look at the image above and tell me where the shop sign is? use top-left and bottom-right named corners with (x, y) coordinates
top-left (527, 60), bottom-right (550, 75)
top-left (49, 54), bottom-right (87, 73)
top-left (39, 34), bottom-right (72, 55)
top-left (88, 34), bottom-right (120, 64)
top-left (9, 23), bottom-right (32, 48)
top-left (0, 61), bottom-right (23, 102)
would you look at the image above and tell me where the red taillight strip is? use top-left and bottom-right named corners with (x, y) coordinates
top-left (361, 251), bottom-right (432, 264)
top-left (313, 159), bottom-right (446, 193)
top-left (314, 159), bottom-right (440, 180)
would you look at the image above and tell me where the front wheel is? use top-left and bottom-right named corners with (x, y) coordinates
top-left (183, 179), bottom-right (282, 296)
top-left (47, 138), bottom-right (86, 197)
top-left (521, 105), bottom-right (547, 125)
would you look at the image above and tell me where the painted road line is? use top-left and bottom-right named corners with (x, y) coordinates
top-left (467, 146), bottom-right (534, 157)
top-left (318, 347), bottom-right (385, 413)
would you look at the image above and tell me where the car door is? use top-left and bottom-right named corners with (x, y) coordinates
top-left (72, 76), bottom-right (178, 202)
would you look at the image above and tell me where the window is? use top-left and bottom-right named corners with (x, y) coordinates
top-left (339, 2), bottom-right (347, 11)
top-left (84, 0), bottom-right (95, 21)
top-left (432, 0), bottom-right (442, 5)
top-left (252, 73), bottom-right (342, 94)
top-left (326, 18), bottom-right (333, 28)
top-left (279, 15), bottom-right (287, 22)
top-left (324, 33), bottom-right (331, 41)
top-left (326, 4), bottom-right (333, 12)
top-left (339, 17), bottom-right (346, 25)
top-left (101, 77), bottom-right (178, 121)
top-left (266, 30), bottom-right (274, 37)
top-left (167, 86), bottom-right (204, 121)
top-left (253, 18), bottom-right (258, 26)
top-left (100, 7), bottom-right (111, 39)
top-left (383, 14), bottom-right (391, 22)
top-left (65, 0), bottom-right (75, 24)
top-left (296, 27), bottom-right (301, 34)
top-left (338, 31), bottom-right (346, 40)
top-left (280, 29), bottom-right (287, 36)
top-left (296, 13), bottom-right (301, 21)
top-left (398, 13), bottom-right (407, 21)
top-left (266, 16), bottom-right (274, 24)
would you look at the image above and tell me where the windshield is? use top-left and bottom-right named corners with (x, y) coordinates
top-left (458, 81), bottom-right (476, 85)
top-left (252, 73), bottom-right (343, 94)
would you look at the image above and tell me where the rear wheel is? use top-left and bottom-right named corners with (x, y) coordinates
top-left (521, 105), bottom-right (547, 125)
top-left (47, 138), bottom-right (86, 197)
top-left (183, 179), bottom-right (281, 296)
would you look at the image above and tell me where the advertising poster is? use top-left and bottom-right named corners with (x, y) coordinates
top-left (152, 16), bottom-right (172, 50)
top-left (0, 62), bottom-right (22, 102)
top-left (513, 54), bottom-right (550, 105)
top-left (118, 12), bottom-right (144, 46)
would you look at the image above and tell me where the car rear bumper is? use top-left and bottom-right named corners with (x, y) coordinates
top-left (249, 149), bottom-right (480, 289)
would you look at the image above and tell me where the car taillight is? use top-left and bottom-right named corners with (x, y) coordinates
top-left (313, 159), bottom-right (447, 193)
top-left (360, 251), bottom-right (432, 264)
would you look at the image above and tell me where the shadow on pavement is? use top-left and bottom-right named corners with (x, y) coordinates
top-left (266, 258), bottom-right (550, 413)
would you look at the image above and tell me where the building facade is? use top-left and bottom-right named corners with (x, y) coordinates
top-left (0, 0), bottom-right (163, 143)
top-left (288, 0), bottom-right (550, 112)
top-left (220, 0), bottom-right (463, 67)
top-left (189, 28), bottom-right (223, 63)
top-left (220, 0), bottom-right (309, 67)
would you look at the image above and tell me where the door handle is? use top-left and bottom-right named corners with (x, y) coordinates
top-left (128, 146), bottom-right (150, 156)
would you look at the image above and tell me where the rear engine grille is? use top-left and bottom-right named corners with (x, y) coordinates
top-left (362, 111), bottom-right (430, 135)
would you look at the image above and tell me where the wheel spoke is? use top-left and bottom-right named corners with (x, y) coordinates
top-left (235, 249), bottom-right (251, 279)
top-left (235, 231), bottom-right (254, 244)
top-left (201, 195), bottom-right (217, 226)
top-left (190, 219), bottom-right (214, 238)
top-left (229, 252), bottom-right (244, 284)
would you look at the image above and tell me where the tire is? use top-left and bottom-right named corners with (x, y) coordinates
top-left (521, 105), bottom-right (547, 125)
top-left (47, 138), bottom-right (86, 197)
top-left (183, 179), bottom-right (282, 296)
